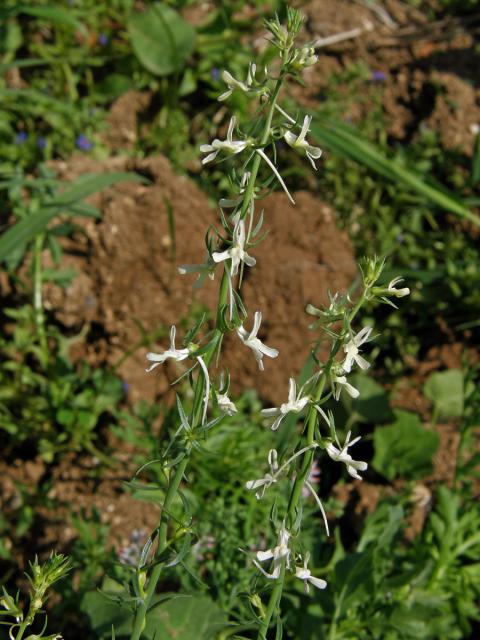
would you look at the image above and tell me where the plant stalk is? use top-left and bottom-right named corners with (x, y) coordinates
top-left (33, 233), bottom-right (48, 357)
top-left (256, 292), bottom-right (367, 638)
top-left (130, 62), bottom-right (289, 640)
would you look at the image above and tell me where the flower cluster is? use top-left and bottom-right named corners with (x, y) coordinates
top-left (254, 524), bottom-right (326, 591)
top-left (135, 9), bottom-right (411, 639)
top-left (261, 378), bottom-right (309, 431)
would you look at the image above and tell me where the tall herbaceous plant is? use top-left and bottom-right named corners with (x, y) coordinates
top-left (128, 9), bottom-right (409, 639)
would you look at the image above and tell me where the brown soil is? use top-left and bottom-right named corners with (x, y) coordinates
top-left (293, 0), bottom-right (480, 154)
top-left (102, 90), bottom-right (151, 151)
top-left (0, 449), bottom-right (158, 571)
top-left (45, 155), bottom-right (356, 407)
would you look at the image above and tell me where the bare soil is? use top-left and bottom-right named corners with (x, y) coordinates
top-left (297, 0), bottom-right (480, 154)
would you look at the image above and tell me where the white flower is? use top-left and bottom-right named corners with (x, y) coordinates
top-left (217, 392), bottom-right (237, 416)
top-left (178, 257), bottom-right (216, 290)
top-left (342, 326), bottom-right (372, 373)
top-left (294, 46), bottom-right (318, 68)
top-left (326, 431), bottom-right (367, 480)
top-left (200, 116), bottom-right (250, 164)
top-left (295, 554), bottom-right (327, 593)
top-left (261, 378), bottom-right (309, 430)
top-left (254, 523), bottom-right (290, 579)
top-left (332, 374), bottom-right (360, 400)
top-left (212, 220), bottom-right (256, 276)
top-left (246, 445), bottom-right (319, 501)
top-left (237, 311), bottom-right (279, 371)
top-left (284, 115), bottom-right (322, 170)
top-left (387, 276), bottom-right (410, 298)
top-left (145, 326), bottom-right (189, 372)
top-left (218, 63), bottom-right (258, 101)
top-left (246, 449), bottom-right (278, 499)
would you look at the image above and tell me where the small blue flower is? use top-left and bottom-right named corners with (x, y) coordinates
top-left (98, 33), bottom-right (109, 46)
top-left (76, 134), bottom-right (93, 151)
top-left (15, 131), bottom-right (28, 145)
top-left (37, 137), bottom-right (46, 149)
top-left (122, 381), bottom-right (130, 394)
top-left (210, 67), bottom-right (220, 81)
top-left (371, 70), bottom-right (387, 83)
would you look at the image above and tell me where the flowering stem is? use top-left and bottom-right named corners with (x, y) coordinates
top-left (240, 73), bottom-right (284, 221)
top-left (257, 563), bottom-right (285, 640)
top-left (33, 233), bottom-right (48, 358)
top-left (129, 77), bottom-right (287, 635)
top-left (130, 275), bottom-right (229, 639)
top-left (130, 455), bottom-right (190, 640)
top-left (255, 291), bottom-right (367, 638)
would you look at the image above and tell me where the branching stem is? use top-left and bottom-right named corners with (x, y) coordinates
top-left (130, 67), bottom-right (289, 640)
top-left (256, 293), bottom-right (366, 639)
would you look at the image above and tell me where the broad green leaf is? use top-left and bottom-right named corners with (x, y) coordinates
top-left (81, 584), bottom-right (132, 637)
top-left (82, 588), bottom-right (227, 639)
top-left (145, 594), bottom-right (228, 639)
top-left (334, 550), bottom-right (375, 613)
top-left (310, 119), bottom-right (480, 227)
top-left (372, 410), bottom-right (439, 480)
top-left (127, 4), bottom-right (196, 77)
top-left (424, 369), bottom-right (464, 419)
top-left (349, 373), bottom-right (392, 423)
top-left (0, 209), bottom-right (65, 261)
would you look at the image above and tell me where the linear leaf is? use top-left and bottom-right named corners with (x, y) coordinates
top-left (47, 172), bottom-right (147, 206)
top-left (0, 173), bottom-right (146, 260)
top-left (311, 119), bottom-right (480, 226)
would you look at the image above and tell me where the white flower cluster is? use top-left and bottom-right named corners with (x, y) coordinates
top-left (142, 40), bottom-right (411, 611)
top-left (254, 524), bottom-right (327, 591)
top-left (261, 378), bottom-right (309, 430)
top-left (332, 325), bottom-right (372, 400)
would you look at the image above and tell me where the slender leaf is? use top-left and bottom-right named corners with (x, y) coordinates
top-left (47, 172), bottom-right (146, 207)
top-left (0, 5), bottom-right (87, 33)
top-left (0, 173), bottom-right (145, 260)
top-left (311, 119), bottom-right (480, 226)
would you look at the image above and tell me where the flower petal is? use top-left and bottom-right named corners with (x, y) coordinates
top-left (309, 576), bottom-right (327, 590)
top-left (212, 249), bottom-right (231, 263)
top-left (256, 549), bottom-right (274, 562)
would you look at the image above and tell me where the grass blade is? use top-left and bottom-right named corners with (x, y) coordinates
top-left (310, 119), bottom-right (480, 227)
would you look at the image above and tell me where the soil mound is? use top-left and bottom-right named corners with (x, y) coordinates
top-left (295, 0), bottom-right (480, 153)
top-left (47, 156), bottom-right (356, 406)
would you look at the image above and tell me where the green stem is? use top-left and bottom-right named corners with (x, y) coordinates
top-left (131, 62), bottom-right (289, 640)
top-left (257, 563), bottom-right (285, 640)
top-left (256, 378), bottom-right (325, 640)
top-left (240, 76), bottom-right (284, 221)
top-left (130, 454), bottom-right (190, 640)
top-left (15, 621), bottom-right (29, 640)
top-left (33, 234), bottom-right (48, 357)
top-left (130, 271), bottom-right (230, 640)
top-left (256, 292), bottom-right (368, 638)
